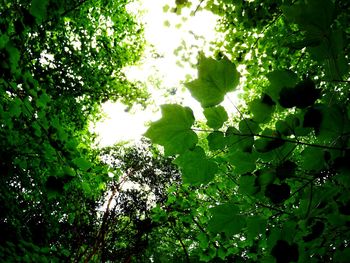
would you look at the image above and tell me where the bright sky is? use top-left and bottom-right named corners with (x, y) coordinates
top-left (92, 0), bottom-right (235, 147)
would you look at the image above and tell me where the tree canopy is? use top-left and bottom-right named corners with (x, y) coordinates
top-left (1, 0), bottom-right (350, 262)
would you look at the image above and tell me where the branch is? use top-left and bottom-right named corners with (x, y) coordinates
top-left (170, 224), bottom-right (190, 263)
top-left (252, 13), bottom-right (283, 48)
top-left (192, 128), bottom-right (349, 151)
top-left (193, 0), bottom-right (206, 15)
top-left (256, 202), bottom-right (292, 216)
top-left (304, 182), bottom-right (313, 219)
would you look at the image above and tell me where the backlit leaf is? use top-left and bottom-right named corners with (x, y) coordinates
top-left (208, 203), bottom-right (246, 236)
top-left (227, 150), bottom-right (257, 174)
top-left (145, 104), bottom-right (197, 156)
top-left (203, 105), bottom-right (228, 129)
top-left (266, 70), bottom-right (298, 102)
top-left (185, 54), bottom-right (240, 107)
top-left (207, 131), bottom-right (226, 151)
top-left (73, 157), bottom-right (92, 172)
top-left (173, 146), bottom-right (217, 185)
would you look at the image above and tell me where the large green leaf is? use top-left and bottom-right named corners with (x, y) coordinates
top-left (173, 146), bottom-right (217, 185)
top-left (282, 0), bottom-right (334, 32)
top-left (203, 105), bottom-right (228, 129)
top-left (207, 203), bottom-right (246, 236)
top-left (185, 54), bottom-right (240, 107)
top-left (145, 104), bottom-right (198, 156)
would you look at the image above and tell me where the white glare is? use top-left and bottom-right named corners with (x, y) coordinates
top-left (93, 0), bottom-right (220, 146)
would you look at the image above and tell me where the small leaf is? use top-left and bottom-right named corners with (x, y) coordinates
top-left (275, 120), bottom-right (292, 136)
top-left (208, 203), bottom-right (245, 236)
top-left (185, 53), bottom-right (240, 107)
top-left (279, 79), bottom-right (320, 109)
top-left (239, 119), bottom-right (260, 134)
top-left (9, 98), bottom-right (22, 117)
top-left (266, 70), bottom-right (298, 102)
top-left (249, 95), bottom-right (275, 123)
top-left (144, 104), bottom-right (197, 156)
top-left (36, 92), bottom-right (51, 108)
top-left (73, 157), bottom-right (92, 171)
top-left (247, 216), bottom-right (267, 240)
top-left (254, 128), bottom-right (285, 153)
top-left (239, 175), bottom-right (258, 195)
top-left (162, 4), bottom-right (170, 12)
top-left (207, 131), bottom-right (226, 151)
top-left (271, 240), bottom-right (299, 263)
top-left (227, 150), bottom-right (257, 174)
top-left (282, 0), bottom-right (334, 32)
top-left (276, 160), bottom-right (297, 180)
top-left (226, 126), bottom-right (254, 152)
top-left (301, 147), bottom-right (325, 171)
top-left (265, 183), bottom-right (291, 204)
top-left (173, 146), bottom-right (217, 185)
top-left (203, 105), bottom-right (228, 129)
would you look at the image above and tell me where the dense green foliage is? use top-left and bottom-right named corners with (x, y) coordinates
top-left (0, 0), bottom-right (148, 261)
top-left (145, 0), bottom-right (350, 262)
top-left (2, 0), bottom-right (350, 262)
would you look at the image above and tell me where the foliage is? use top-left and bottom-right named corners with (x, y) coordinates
top-left (146, 0), bottom-right (350, 262)
top-left (2, 0), bottom-right (350, 262)
top-left (0, 0), bottom-right (148, 261)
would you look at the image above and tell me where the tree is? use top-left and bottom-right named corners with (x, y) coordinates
top-left (0, 0), bottom-right (148, 261)
top-left (85, 141), bottom-right (182, 262)
top-left (146, 0), bottom-right (350, 261)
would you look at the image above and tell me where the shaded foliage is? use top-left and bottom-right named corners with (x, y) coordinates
top-left (146, 0), bottom-right (350, 262)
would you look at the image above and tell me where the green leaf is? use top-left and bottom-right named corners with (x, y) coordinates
top-left (301, 147), bottom-right (325, 171)
top-left (73, 157), bottom-right (92, 172)
top-left (249, 97), bottom-right (275, 123)
top-left (207, 131), bottom-right (226, 151)
top-left (282, 0), bottom-right (334, 32)
top-left (208, 203), bottom-right (245, 236)
top-left (144, 104), bottom-right (197, 156)
top-left (318, 105), bottom-right (345, 141)
top-left (334, 248), bottom-right (350, 263)
top-left (239, 118), bottom-right (260, 134)
top-left (173, 146), bottom-right (217, 185)
top-left (203, 105), bottom-right (228, 129)
top-left (185, 54), bottom-right (240, 107)
top-left (254, 128), bottom-right (285, 153)
top-left (9, 98), bottom-right (22, 117)
top-left (32, 122), bottom-right (42, 137)
top-left (226, 126), bottom-right (254, 152)
top-left (266, 70), bottom-right (298, 102)
top-left (275, 120), bottom-right (292, 136)
top-left (0, 34), bottom-right (9, 49)
top-left (227, 150), bottom-right (257, 174)
top-left (196, 232), bottom-right (209, 249)
top-left (239, 175), bottom-right (258, 195)
top-left (6, 44), bottom-right (20, 74)
top-left (36, 92), bottom-right (50, 108)
top-left (247, 216), bottom-right (267, 240)
top-left (30, 0), bottom-right (49, 23)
